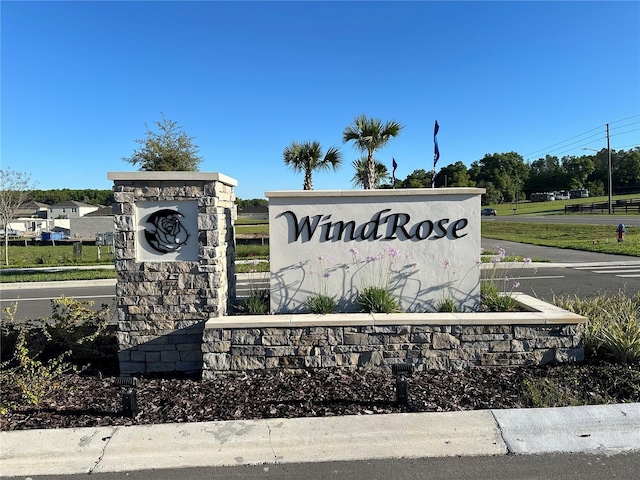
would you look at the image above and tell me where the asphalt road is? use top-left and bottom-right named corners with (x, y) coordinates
top-left (21, 451), bottom-right (640, 480)
top-left (0, 280), bottom-right (118, 322)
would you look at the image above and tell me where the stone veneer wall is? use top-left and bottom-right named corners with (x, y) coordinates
top-left (108, 172), bottom-right (237, 375)
top-left (201, 295), bottom-right (586, 378)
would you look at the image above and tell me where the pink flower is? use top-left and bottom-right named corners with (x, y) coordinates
top-left (383, 246), bottom-right (399, 258)
top-left (443, 258), bottom-right (452, 269)
top-left (349, 247), bottom-right (358, 255)
top-left (523, 257), bottom-right (532, 264)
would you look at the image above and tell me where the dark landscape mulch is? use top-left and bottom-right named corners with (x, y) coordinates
top-left (2, 360), bottom-right (639, 431)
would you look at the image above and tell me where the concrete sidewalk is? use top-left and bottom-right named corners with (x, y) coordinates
top-left (2, 404), bottom-right (639, 477)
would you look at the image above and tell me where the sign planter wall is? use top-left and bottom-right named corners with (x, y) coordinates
top-left (267, 188), bottom-right (485, 314)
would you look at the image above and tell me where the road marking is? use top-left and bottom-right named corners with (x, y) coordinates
top-left (0, 295), bottom-right (114, 303)
top-left (616, 274), bottom-right (640, 278)
top-left (481, 275), bottom-right (565, 281)
top-left (573, 265), bottom-right (640, 270)
top-left (592, 269), bottom-right (640, 274)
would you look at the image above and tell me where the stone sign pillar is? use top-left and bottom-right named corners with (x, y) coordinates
top-left (108, 172), bottom-right (237, 375)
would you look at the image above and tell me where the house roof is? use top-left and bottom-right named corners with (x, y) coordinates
top-left (85, 205), bottom-right (115, 216)
top-left (49, 200), bottom-right (98, 208)
top-left (24, 201), bottom-right (49, 209)
top-left (14, 201), bottom-right (50, 217)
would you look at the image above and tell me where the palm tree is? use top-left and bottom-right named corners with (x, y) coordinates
top-left (351, 157), bottom-right (390, 189)
top-left (342, 114), bottom-right (403, 189)
top-left (283, 141), bottom-right (342, 190)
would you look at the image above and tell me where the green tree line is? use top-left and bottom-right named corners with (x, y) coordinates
top-left (389, 148), bottom-right (639, 205)
top-left (26, 189), bottom-right (268, 208)
top-left (28, 189), bottom-right (115, 206)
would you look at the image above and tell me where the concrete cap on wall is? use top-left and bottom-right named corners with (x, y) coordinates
top-left (265, 187), bottom-right (486, 198)
top-left (107, 171), bottom-right (238, 187)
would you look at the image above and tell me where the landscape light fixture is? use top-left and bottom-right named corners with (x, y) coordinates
top-left (392, 363), bottom-right (415, 407)
top-left (115, 376), bottom-right (139, 418)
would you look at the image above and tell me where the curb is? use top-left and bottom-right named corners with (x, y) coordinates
top-left (1, 404), bottom-right (639, 477)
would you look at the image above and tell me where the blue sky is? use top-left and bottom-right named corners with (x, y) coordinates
top-left (2, 1), bottom-right (639, 200)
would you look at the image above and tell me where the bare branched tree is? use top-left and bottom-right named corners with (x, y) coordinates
top-left (0, 169), bottom-right (36, 265)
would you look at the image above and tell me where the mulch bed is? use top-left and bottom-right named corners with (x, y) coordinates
top-left (2, 360), bottom-right (639, 431)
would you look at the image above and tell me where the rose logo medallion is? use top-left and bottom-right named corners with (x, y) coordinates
top-left (144, 209), bottom-right (191, 254)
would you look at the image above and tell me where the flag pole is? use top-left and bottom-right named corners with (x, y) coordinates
top-left (392, 158), bottom-right (397, 189)
top-left (431, 120), bottom-right (440, 188)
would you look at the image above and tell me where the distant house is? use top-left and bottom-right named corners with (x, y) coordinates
top-left (16, 201), bottom-right (49, 219)
top-left (69, 204), bottom-right (115, 240)
top-left (5, 201), bottom-right (49, 236)
top-left (237, 205), bottom-right (268, 221)
top-left (48, 200), bottom-right (99, 219)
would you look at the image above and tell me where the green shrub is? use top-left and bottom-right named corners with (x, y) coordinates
top-left (305, 294), bottom-right (338, 314)
top-left (236, 261), bottom-right (270, 273)
top-left (597, 316), bottom-right (640, 363)
top-left (481, 283), bottom-right (519, 312)
top-left (235, 289), bottom-right (270, 315)
top-left (0, 326), bottom-right (74, 409)
top-left (522, 377), bottom-right (586, 408)
top-left (1, 296), bottom-right (117, 373)
top-left (554, 290), bottom-right (640, 362)
top-left (357, 286), bottom-right (400, 313)
top-left (436, 297), bottom-right (459, 312)
top-left (235, 244), bottom-right (269, 258)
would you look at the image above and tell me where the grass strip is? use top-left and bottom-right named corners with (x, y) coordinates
top-left (481, 222), bottom-right (639, 257)
top-left (1, 269), bottom-right (118, 283)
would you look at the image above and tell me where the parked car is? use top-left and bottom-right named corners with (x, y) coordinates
top-left (570, 188), bottom-right (589, 199)
top-left (481, 208), bottom-right (497, 216)
top-left (0, 228), bottom-right (20, 238)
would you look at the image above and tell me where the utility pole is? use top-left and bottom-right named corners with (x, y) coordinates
top-left (607, 123), bottom-right (612, 214)
top-left (583, 123), bottom-right (612, 215)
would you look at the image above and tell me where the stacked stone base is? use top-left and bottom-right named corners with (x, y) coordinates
top-left (117, 323), bottom-right (205, 375)
top-left (201, 317), bottom-right (584, 378)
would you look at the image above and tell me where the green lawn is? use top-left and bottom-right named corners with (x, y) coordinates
top-left (235, 224), bottom-right (269, 235)
top-left (488, 193), bottom-right (640, 216)
top-left (481, 221), bottom-right (639, 256)
top-left (0, 244), bottom-right (114, 269)
top-left (1, 268), bottom-right (117, 283)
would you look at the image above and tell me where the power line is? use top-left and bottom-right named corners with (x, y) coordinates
top-left (524, 115), bottom-right (640, 162)
top-left (523, 125), bottom-right (602, 158)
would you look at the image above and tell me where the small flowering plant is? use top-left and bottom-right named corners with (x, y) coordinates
top-left (234, 259), bottom-right (270, 315)
top-left (437, 258), bottom-right (459, 312)
top-left (349, 246), bottom-right (419, 313)
top-left (436, 257), bottom-right (482, 312)
top-left (481, 247), bottom-right (533, 312)
top-left (305, 255), bottom-right (338, 314)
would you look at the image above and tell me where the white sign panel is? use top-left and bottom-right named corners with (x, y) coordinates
top-left (136, 201), bottom-right (199, 262)
top-left (267, 189), bottom-right (483, 313)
